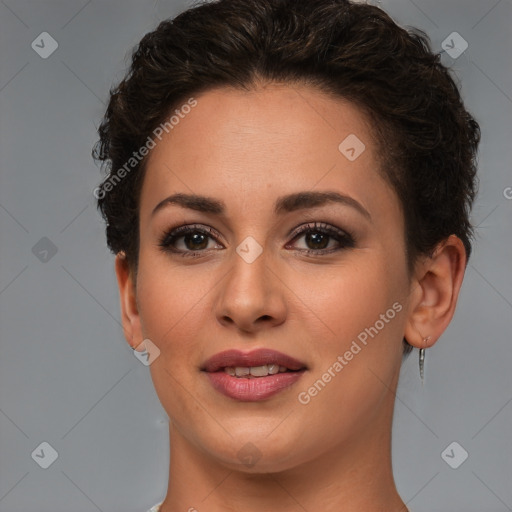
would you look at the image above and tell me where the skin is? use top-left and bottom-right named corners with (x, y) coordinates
top-left (115, 83), bottom-right (467, 511)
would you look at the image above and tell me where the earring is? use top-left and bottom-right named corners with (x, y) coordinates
top-left (419, 336), bottom-right (431, 383)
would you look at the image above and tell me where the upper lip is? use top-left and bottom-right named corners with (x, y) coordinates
top-left (201, 349), bottom-right (307, 372)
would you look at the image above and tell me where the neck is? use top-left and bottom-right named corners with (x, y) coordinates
top-left (159, 387), bottom-right (407, 512)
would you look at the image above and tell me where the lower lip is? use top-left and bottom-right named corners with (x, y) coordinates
top-left (204, 370), bottom-right (306, 401)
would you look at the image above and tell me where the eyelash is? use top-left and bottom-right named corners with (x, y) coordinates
top-left (158, 222), bottom-right (356, 258)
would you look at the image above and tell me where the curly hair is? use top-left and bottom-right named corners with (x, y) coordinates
top-left (92, 0), bottom-right (480, 356)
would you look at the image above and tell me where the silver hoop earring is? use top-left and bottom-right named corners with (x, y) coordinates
top-left (419, 336), bottom-right (431, 383)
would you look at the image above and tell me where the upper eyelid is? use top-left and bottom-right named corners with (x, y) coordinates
top-left (288, 221), bottom-right (351, 239)
top-left (159, 224), bottom-right (224, 245)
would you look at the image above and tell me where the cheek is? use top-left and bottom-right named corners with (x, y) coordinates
top-left (135, 261), bottom-right (214, 351)
top-left (294, 256), bottom-right (405, 354)
top-left (134, 258), bottom-right (215, 429)
top-left (292, 256), bottom-right (406, 424)
top-left (136, 229), bottom-right (216, 327)
top-left (134, 248), bottom-right (228, 381)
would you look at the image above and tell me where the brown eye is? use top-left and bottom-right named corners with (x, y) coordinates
top-left (183, 232), bottom-right (209, 250)
top-left (158, 224), bottom-right (223, 257)
top-left (304, 232), bottom-right (330, 250)
top-left (287, 222), bottom-right (356, 255)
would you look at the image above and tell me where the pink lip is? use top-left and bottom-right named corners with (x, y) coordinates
top-left (201, 349), bottom-right (308, 402)
top-left (201, 348), bottom-right (307, 372)
top-left (204, 370), bottom-right (306, 401)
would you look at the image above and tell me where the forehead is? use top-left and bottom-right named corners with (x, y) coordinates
top-left (139, 83), bottom-right (399, 224)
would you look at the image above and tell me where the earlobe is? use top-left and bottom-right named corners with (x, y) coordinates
top-left (404, 235), bottom-right (467, 349)
top-left (114, 253), bottom-right (142, 349)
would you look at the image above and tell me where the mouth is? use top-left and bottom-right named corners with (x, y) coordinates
top-left (201, 348), bottom-right (307, 401)
top-left (222, 363), bottom-right (302, 378)
top-left (201, 348), bottom-right (307, 373)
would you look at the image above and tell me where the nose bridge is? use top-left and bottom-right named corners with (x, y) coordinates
top-left (214, 237), bottom-right (287, 331)
top-left (226, 238), bottom-right (272, 304)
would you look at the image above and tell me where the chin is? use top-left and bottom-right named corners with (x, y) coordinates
top-left (196, 427), bottom-right (312, 475)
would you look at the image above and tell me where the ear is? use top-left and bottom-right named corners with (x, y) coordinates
top-left (115, 253), bottom-right (144, 351)
top-left (404, 235), bottom-right (467, 349)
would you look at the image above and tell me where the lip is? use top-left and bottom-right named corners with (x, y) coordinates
top-left (204, 370), bottom-right (306, 401)
top-left (201, 349), bottom-right (308, 402)
top-left (201, 348), bottom-right (307, 373)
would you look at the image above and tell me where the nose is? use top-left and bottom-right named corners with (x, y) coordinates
top-left (214, 247), bottom-right (287, 334)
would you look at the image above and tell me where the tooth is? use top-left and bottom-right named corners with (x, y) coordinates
top-left (226, 365), bottom-right (292, 378)
top-left (250, 365), bottom-right (269, 377)
top-left (235, 367), bottom-right (250, 377)
top-left (267, 364), bottom-right (279, 375)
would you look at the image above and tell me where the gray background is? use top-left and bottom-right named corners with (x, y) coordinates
top-left (0, 0), bottom-right (511, 511)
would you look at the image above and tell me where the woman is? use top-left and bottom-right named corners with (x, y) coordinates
top-left (93, 0), bottom-right (480, 510)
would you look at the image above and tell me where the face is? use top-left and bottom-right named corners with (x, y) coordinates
top-left (124, 83), bottom-right (414, 472)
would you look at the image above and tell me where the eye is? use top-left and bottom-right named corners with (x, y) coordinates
top-left (158, 221), bottom-right (355, 258)
top-left (286, 222), bottom-right (355, 255)
top-left (158, 224), bottom-right (223, 257)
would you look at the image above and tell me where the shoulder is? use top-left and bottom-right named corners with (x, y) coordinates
top-left (146, 504), bottom-right (162, 512)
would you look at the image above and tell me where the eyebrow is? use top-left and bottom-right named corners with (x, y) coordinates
top-left (151, 191), bottom-right (371, 221)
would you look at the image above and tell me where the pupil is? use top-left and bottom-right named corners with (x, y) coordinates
top-left (306, 232), bottom-right (328, 250)
top-left (186, 233), bottom-right (208, 250)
